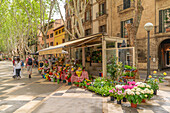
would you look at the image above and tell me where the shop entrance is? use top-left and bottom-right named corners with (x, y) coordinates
top-left (158, 39), bottom-right (170, 70)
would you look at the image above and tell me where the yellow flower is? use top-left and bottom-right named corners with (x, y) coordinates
top-left (145, 95), bottom-right (148, 97)
top-left (149, 75), bottom-right (152, 78)
top-left (163, 72), bottom-right (167, 76)
top-left (154, 79), bottom-right (158, 82)
top-left (153, 71), bottom-right (157, 74)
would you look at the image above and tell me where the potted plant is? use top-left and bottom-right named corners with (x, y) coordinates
top-left (115, 90), bottom-right (124, 104)
top-left (146, 71), bottom-right (166, 95)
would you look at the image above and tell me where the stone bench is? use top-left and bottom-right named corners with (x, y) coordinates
top-left (164, 76), bottom-right (170, 86)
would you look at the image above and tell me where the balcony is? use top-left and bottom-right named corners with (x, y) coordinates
top-left (117, 1), bottom-right (135, 13)
top-left (96, 10), bottom-right (108, 18)
top-left (154, 26), bottom-right (170, 37)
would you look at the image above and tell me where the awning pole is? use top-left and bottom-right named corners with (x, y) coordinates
top-left (102, 36), bottom-right (106, 78)
top-left (82, 47), bottom-right (85, 67)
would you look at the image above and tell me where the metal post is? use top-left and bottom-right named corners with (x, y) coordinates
top-left (146, 31), bottom-right (150, 80)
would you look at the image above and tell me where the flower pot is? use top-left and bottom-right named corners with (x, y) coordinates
top-left (142, 99), bottom-right (146, 103)
top-left (68, 82), bottom-right (71, 85)
top-left (166, 28), bottom-right (170, 32)
top-left (117, 100), bottom-right (121, 104)
top-left (110, 96), bottom-right (115, 101)
top-left (123, 97), bottom-right (127, 102)
top-left (63, 80), bottom-right (66, 83)
top-left (154, 90), bottom-right (157, 95)
top-left (131, 103), bottom-right (137, 108)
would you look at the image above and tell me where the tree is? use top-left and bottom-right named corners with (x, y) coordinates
top-left (125, 0), bottom-right (144, 79)
top-left (56, 0), bottom-right (91, 39)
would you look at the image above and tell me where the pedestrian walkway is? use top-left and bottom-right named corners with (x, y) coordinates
top-left (0, 61), bottom-right (170, 113)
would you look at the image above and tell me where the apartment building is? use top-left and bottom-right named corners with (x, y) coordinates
top-left (65, 0), bottom-right (170, 71)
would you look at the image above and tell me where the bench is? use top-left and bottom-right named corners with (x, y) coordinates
top-left (164, 76), bottom-right (170, 86)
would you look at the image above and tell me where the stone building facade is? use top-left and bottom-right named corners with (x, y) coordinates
top-left (65, 0), bottom-right (170, 70)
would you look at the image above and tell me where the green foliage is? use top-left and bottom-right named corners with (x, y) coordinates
top-left (107, 56), bottom-right (123, 81)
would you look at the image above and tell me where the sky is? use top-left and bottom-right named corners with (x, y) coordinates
top-left (53, 1), bottom-right (65, 20)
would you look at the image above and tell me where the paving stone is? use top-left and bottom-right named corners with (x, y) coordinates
top-left (32, 97), bottom-right (103, 113)
top-left (8, 84), bottom-right (62, 96)
top-left (33, 97), bottom-right (46, 101)
top-left (53, 93), bottom-right (64, 96)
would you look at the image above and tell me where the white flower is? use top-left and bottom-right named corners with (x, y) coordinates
top-left (136, 88), bottom-right (141, 92)
top-left (115, 85), bottom-right (122, 90)
top-left (150, 89), bottom-right (154, 94)
top-left (135, 82), bottom-right (142, 85)
top-left (131, 88), bottom-right (136, 92)
top-left (145, 95), bottom-right (148, 97)
top-left (130, 91), bottom-right (135, 95)
top-left (146, 85), bottom-right (151, 88)
top-left (133, 86), bottom-right (138, 89)
top-left (140, 90), bottom-right (145, 94)
top-left (136, 92), bottom-right (140, 95)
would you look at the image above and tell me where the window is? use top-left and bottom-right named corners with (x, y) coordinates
top-left (159, 8), bottom-right (170, 33)
top-left (50, 42), bottom-right (53, 46)
top-left (47, 35), bottom-right (49, 39)
top-left (59, 30), bottom-right (61, 34)
top-left (99, 2), bottom-right (106, 16)
top-left (99, 25), bottom-right (106, 33)
top-left (123, 0), bottom-right (131, 10)
top-left (56, 42), bottom-right (58, 45)
top-left (85, 10), bottom-right (91, 21)
top-left (46, 43), bottom-right (49, 47)
top-left (62, 39), bottom-right (65, 43)
top-left (50, 33), bottom-right (53, 38)
top-left (55, 31), bottom-right (58, 35)
top-left (121, 19), bottom-right (133, 38)
top-left (62, 28), bottom-right (64, 32)
top-left (85, 29), bottom-right (91, 36)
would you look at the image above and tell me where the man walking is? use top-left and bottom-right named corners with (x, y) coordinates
top-left (26, 54), bottom-right (33, 78)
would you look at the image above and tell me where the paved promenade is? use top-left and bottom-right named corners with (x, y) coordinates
top-left (0, 61), bottom-right (170, 113)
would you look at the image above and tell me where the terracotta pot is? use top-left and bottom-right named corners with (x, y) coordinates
top-left (131, 103), bottom-right (137, 108)
top-left (166, 28), bottom-right (170, 32)
top-left (142, 99), bottom-right (146, 103)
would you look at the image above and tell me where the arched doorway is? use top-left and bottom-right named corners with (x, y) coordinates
top-left (158, 39), bottom-right (170, 70)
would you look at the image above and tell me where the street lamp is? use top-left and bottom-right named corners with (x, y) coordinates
top-left (144, 22), bottom-right (153, 80)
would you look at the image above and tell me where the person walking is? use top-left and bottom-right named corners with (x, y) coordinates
top-left (15, 58), bottom-right (22, 80)
top-left (26, 54), bottom-right (33, 78)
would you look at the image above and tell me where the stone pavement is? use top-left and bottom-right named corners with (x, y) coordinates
top-left (0, 61), bottom-right (170, 113)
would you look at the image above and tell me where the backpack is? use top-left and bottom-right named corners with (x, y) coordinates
top-left (27, 58), bottom-right (32, 65)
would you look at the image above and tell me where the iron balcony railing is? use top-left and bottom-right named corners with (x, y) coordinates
top-left (96, 10), bottom-right (107, 18)
top-left (117, 1), bottom-right (135, 12)
top-left (155, 25), bottom-right (170, 34)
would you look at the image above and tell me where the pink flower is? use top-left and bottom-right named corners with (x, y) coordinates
top-left (128, 85), bottom-right (134, 89)
top-left (131, 81), bottom-right (136, 85)
top-left (109, 90), bottom-right (113, 93)
top-left (87, 83), bottom-right (90, 85)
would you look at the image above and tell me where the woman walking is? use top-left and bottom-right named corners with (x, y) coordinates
top-left (15, 58), bottom-right (22, 79)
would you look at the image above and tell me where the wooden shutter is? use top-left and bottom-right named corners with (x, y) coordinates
top-left (159, 10), bottom-right (163, 33)
top-left (121, 21), bottom-right (124, 38)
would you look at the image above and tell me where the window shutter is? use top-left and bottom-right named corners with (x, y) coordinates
top-left (159, 10), bottom-right (163, 33)
top-left (121, 21), bottom-right (124, 38)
